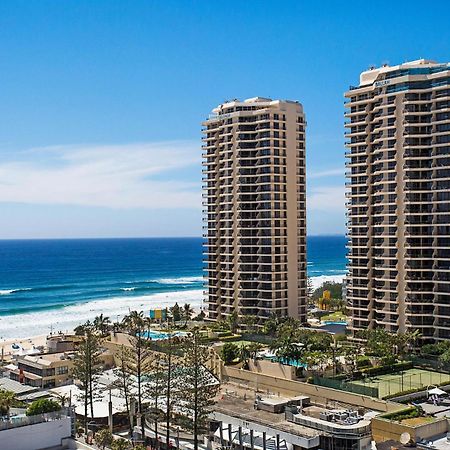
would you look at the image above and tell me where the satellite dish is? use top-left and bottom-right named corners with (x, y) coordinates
top-left (400, 432), bottom-right (411, 445)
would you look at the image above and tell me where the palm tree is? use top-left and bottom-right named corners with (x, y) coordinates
top-left (93, 313), bottom-right (111, 336)
top-left (0, 390), bottom-right (16, 419)
top-left (262, 314), bottom-right (282, 336)
top-left (183, 303), bottom-right (194, 327)
top-left (122, 310), bottom-right (145, 335)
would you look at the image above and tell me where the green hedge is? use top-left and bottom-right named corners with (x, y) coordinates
top-left (381, 406), bottom-right (420, 422)
top-left (356, 356), bottom-right (371, 369)
top-left (360, 361), bottom-right (412, 377)
top-left (219, 334), bottom-right (242, 342)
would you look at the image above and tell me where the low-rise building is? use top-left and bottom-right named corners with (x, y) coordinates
top-left (0, 407), bottom-right (74, 450)
top-left (208, 386), bottom-right (374, 450)
top-left (9, 352), bottom-right (74, 388)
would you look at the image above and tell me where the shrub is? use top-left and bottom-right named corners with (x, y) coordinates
top-left (382, 406), bottom-right (420, 422)
top-left (219, 335), bottom-right (242, 342)
top-left (111, 439), bottom-right (131, 450)
top-left (26, 399), bottom-right (60, 416)
top-left (221, 342), bottom-right (239, 364)
top-left (95, 428), bottom-right (113, 450)
top-left (356, 356), bottom-right (371, 369)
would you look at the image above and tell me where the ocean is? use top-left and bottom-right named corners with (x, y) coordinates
top-left (0, 236), bottom-right (346, 339)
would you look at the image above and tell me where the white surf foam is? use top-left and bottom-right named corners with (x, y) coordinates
top-left (121, 287), bottom-right (136, 291)
top-left (0, 288), bottom-right (31, 295)
top-left (156, 276), bottom-right (204, 285)
top-left (310, 275), bottom-right (345, 290)
top-left (0, 289), bottom-right (203, 340)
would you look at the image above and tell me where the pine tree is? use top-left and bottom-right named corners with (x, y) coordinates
top-left (72, 326), bottom-right (102, 434)
top-left (113, 344), bottom-right (135, 436)
top-left (122, 311), bottom-right (152, 440)
top-left (145, 353), bottom-right (167, 449)
top-left (170, 303), bottom-right (182, 324)
top-left (181, 329), bottom-right (219, 450)
top-left (158, 332), bottom-right (182, 450)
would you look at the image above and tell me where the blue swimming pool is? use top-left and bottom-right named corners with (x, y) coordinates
top-left (266, 356), bottom-right (306, 368)
top-left (143, 330), bottom-right (186, 340)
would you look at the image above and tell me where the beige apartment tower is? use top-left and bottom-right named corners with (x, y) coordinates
top-left (202, 97), bottom-right (307, 324)
top-left (345, 59), bottom-right (450, 341)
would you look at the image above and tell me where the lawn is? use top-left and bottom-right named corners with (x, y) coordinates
top-left (320, 311), bottom-right (347, 322)
top-left (349, 368), bottom-right (450, 398)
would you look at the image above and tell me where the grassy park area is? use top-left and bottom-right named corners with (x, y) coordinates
top-left (349, 368), bottom-right (450, 398)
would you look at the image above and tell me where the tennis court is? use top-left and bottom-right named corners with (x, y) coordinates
top-left (349, 368), bottom-right (450, 398)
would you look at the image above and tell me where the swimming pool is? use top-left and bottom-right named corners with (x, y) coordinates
top-left (143, 330), bottom-right (186, 340)
top-left (266, 356), bottom-right (306, 368)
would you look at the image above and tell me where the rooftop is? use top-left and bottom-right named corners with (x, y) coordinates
top-left (0, 377), bottom-right (37, 395)
top-left (213, 394), bottom-right (319, 439)
top-left (212, 385), bottom-right (375, 440)
top-left (347, 59), bottom-right (450, 90)
top-left (17, 352), bottom-right (73, 366)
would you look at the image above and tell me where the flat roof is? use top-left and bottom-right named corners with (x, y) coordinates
top-left (18, 352), bottom-right (73, 366)
top-left (214, 395), bottom-right (319, 438)
top-left (0, 377), bottom-right (37, 394)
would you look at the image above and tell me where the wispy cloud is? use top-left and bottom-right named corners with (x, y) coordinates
top-left (0, 141), bottom-right (201, 209)
top-left (308, 167), bottom-right (344, 179)
top-left (307, 186), bottom-right (346, 212)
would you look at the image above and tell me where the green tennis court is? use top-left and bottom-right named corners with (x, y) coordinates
top-left (349, 368), bottom-right (450, 398)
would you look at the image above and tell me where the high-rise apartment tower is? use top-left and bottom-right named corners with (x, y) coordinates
top-left (345, 59), bottom-right (450, 341)
top-left (202, 97), bottom-right (307, 324)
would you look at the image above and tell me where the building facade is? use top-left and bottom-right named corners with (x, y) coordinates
top-left (9, 352), bottom-right (73, 388)
top-left (202, 97), bottom-right (307, 324)
top-left (345, 59), bottom-right (450, 341)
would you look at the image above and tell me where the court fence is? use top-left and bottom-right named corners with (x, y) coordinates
top-left (313, 375), bottom-right (379, 398)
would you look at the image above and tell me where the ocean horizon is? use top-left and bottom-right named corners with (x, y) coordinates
top-left (0, 236), bottom-right (346, 339)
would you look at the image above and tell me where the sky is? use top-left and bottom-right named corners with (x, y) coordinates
top-left (0, 1), bottom-right (449, 239)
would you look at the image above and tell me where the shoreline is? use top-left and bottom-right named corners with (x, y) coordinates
top-left (0, 274), bottom-right (346, 343)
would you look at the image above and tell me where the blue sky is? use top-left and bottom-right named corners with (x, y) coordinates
top-left (0, 1), bottom-right (449, 238)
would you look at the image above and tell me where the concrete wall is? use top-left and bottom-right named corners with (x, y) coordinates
top-left (372, 417), bottom-right (449, 443)
top-left (0, 417), bottom-right (72, 450)
top-left (222, 365), bottom-right (401, 413)
top-left (247, 359), bottom-right (296, 380)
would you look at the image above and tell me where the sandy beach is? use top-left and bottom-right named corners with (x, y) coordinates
top-left (0, 333), bottom-right (48, 359)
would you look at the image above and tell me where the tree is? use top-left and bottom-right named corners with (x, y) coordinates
top-left (122, 310), bottom-right (152, 439)
top-left (240, 315), bottom-right (258, 333)
top-left (26, 398), bottom-right (60, 416)
top-left (307, 277), bottom-right (314, 304)
top-left (72, 326), bottom-right (102, 434)
top-left (357, 329), bottom-right (398, 365)
top-left (93, 313), bottom-right (111, 336)
top-left (220, 343), bottom-right (239, 364)
top-left (439, 350), bottom-right (450, 366)
top-left (113, 344), bottom-right (135, 436)
top-left (74, 320), bottom-right (93, 336)
top-left (262, 314), bottom-right (282, 336)
top-left (181, 329), bottom-right (220, 450)
top-left (193, 310), bottom-right (206, 322)
top-left (111, 439), bottom-right (131, 450)
top-left (170, 303), bottom-right (182, 324)
top-left (238, 343), bottom-right (263, 369)
top-left (227, 311), bottom-right (239, 334)
top-left (312, 282), bottom-right (343, 302)
top-left (0, 390), bottom-right (17, 418)
top-left (95, 428), bottom-right (113, 450)
top-left (183, 303), bottom-right (195, 327)
top-left (159, 332), bottom-right (182, 450)
top-left (145, 354), bottom-right (167, 450)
